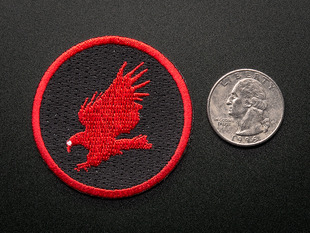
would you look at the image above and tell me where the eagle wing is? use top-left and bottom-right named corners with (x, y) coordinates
top-left (78, 62), bottom-right (150, 138)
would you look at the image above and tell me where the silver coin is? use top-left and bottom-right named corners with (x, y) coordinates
top-left (207, 69), bottom-right (284, 146)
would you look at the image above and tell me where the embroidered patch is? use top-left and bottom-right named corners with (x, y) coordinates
top-left (32, 36), bottom-right (192, 198)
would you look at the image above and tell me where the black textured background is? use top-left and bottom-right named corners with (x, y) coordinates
top-left (1, 0), bottom-right (309, 232)
top-left (40, 44), bottom-right (184, 189)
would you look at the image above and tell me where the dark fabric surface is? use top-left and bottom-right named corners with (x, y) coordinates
top-left (1, 0), bottom-right (309, 232)
top-left (40, 44), bottom-right (183, 189)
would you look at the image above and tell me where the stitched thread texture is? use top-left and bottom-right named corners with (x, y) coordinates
top-left (67, 62), bottom-right (152, 171)
top-left (33, 36), bottom-right (192, 198)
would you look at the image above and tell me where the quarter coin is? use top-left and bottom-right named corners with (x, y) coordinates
top-left (207, 69), bottom-right (284, 146)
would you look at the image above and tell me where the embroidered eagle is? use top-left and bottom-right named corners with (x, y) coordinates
top-left (66, 62), bottom-right (152, 171)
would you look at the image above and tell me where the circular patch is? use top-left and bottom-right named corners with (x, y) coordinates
top-left (32, 36), bottom-right (192, 198)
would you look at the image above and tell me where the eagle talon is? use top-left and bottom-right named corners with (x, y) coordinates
top-left (75, 162), bottom-right (90, 172)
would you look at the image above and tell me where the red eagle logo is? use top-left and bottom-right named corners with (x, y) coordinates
top-left (66, 62), bottom-right (152, 171)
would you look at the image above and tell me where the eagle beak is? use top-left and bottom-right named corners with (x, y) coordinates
top-left (66, 140), bottom-right (72, 153)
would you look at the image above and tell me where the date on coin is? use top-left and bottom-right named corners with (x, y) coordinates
top-left (207, 69), bottom-right (284, 146)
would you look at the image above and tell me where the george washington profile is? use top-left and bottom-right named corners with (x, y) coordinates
top-left (226, 78), bottom-right (270, 136)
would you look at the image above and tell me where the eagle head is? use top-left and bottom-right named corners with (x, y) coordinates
top-left (66, 132), bottom-right (85, 153)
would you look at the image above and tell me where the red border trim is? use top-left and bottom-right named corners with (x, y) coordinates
top-left (32, 36), bottom-right (192, 198)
